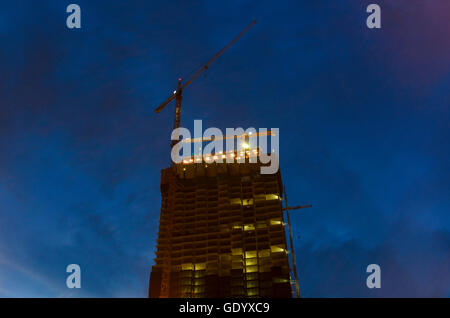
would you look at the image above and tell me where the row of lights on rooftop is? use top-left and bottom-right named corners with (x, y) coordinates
top-left (182, 148), bottom-right (260, 165)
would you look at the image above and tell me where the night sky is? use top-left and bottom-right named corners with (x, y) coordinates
top-left (0, 1), bottom-right (449, 297)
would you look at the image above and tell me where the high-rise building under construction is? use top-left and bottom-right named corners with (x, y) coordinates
top-left (149, 153), bottom-right (292, 298)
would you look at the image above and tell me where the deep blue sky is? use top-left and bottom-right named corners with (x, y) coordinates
top-left (0, 1), bottom-right (449, 297)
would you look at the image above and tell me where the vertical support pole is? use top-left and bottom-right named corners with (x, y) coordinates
top-left (173, 79), bottom-right (183, 132)
top-left (284, 185), bottom-right (301, 298)
top-left (171, 79), bottom-right (183, 166)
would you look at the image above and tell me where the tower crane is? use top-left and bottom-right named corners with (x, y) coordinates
top-left (154, 20), bottom-right (257, 147)
top-left (153, 19), bottom-right (256, 298)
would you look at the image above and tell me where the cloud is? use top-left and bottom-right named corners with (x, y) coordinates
top-left (0, 0), bottom-right (448, 297)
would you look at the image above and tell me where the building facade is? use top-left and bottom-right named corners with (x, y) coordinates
top-left (149, 158), bottom-right (292, 298)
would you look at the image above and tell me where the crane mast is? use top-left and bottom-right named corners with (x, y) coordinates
top-left (172, 79), bottom-right (182, 147)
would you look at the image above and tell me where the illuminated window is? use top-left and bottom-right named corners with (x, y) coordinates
top-left (244, 224), bottom-right (255, 231)
top-left (254, 194), bottom-right (281, 201)
top-left (273, 278), bottom-right (289, 283)
top-left (270, 219), bottom-right (282, 225)
top-left (194, 263), bottom-right (206, 270)
top-left (245, 251), bottom-right (257, 258)
top-left (194, 271), bottom-right (204, 278)
top-left (245, 265), bottom-right (258, 273)
top-left (245, 258), bottom-right (258, 266)
top-left (266, 194), bottom-right (280, 200)
top-left (182, 263), bottom-right (193, 270)
top-left (270, 245), bottom-right (285, 253)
